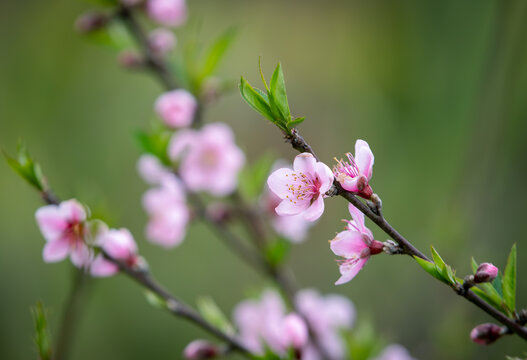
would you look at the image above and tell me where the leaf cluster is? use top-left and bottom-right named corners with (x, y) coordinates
top-left (3, 141), bottom-right (46, 191)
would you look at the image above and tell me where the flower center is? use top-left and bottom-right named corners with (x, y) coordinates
top-left (284, 172), bottom-right (318, 204)
top-left (333, 153), bottom-right (359, 178)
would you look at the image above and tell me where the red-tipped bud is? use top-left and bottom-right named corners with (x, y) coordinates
top-left (470, 323), bottom-right (504, 345)
top-left (183, 340), bottom-right (220, 359)
top-left (474, 263), bottom-right (498, 284)
top-left (369, 239), bottom-right (385, 255)
top-left (75, 12), bottom-right (108, 33)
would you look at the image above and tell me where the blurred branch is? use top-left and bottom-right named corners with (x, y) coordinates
top-left (284, 128), bottom-right (527, 343)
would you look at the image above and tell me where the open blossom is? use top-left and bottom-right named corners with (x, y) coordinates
top-left (233, 289), bottom-right (308, 355)
top-left (169, 122), bottom-right (245, 196)
top-left (296, 289), bottom-right (355, 359)
top-left (155, 89), bottom-right (197, 128)
top-left (149, 28), bottom-right (176, 55)
top-left (330, 203), bottom-right (384, 285)
top-left (267, 153), bottom-right (334, 222)
top-left (373, 344), bottom-right (417, 360)
top-left (91, 228), bottom-right (139, 277)
top-left (262, 163), bottom-right (312, 242)
top-left (146, 0), bottom-right (187, 27)
top-left (35, 199), bottom-right (92, 267)
top-left (333, 139), bottom-right (374, 199)
top-left (143, 174), bottom-right (189, 248)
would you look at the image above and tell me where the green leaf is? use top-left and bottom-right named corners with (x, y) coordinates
top-left (135, 128), bottom-right (172, 166)
top-left (268, 63), bottom-right (291, 126)
top-left (196, 297), bottom-right (235, 335)
top-left (239, 154), bottom-right (275, 200)
top-left (239, 77), bottom-right (276, 124)
top-left (3, 141), bottom-right (45, 191)
top-left (471, 257), bottom-right (479, 273)
top-left (431, 246), bottom-right (455, 285)
top-left (431, 246), bottom-right (446, 272)
top-left (31, 302), bottom-right (52, 360)
top-left (199, 27), bottom-right (237, 80)
top-left (414, 256), bottom-right (449, 284)
top-left (471, 287), bottom-right (507, 314)
top-left (287, 116), bottom-right (305, 130)
top-left (492, 272), bottom-right (504, 297)
top-left (259, 57), bottom-right (269, 92)
top-left (265, 237), bottom-right (291, 267)
top-left (502, 243), bottom-right (517, 313)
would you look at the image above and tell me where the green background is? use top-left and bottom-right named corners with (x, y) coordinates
top-left (1, 0), bottom-right (526, 359)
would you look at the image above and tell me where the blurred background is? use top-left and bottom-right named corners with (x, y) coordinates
top-left (1, 0), bottom-right (527, 359)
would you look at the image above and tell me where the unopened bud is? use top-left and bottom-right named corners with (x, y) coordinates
top-left (117, 51), bottom-right (144, 69)
top-left (183, 340), bottom-right (220, 359)
top-left (149, 28), bottom-right (176, 56)
top-left (470, 323), bottom-right (504, 345)
top-left (281, 313), bottom-right (308, 350)
top-left (474, 263), bottom-right (498, 284)
top-left (75, 11), bottom-right (108, 33)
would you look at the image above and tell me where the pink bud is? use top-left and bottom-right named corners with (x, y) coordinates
top-left (474, 263), bottom-right (498, 283)
top-left (281, 313), bottom-right (308, 350)
top-left (155, 89), bottom-right (197, 128)
top-left (149, 28), bottom-right (176, 55)
top-left (470, 323), bottom-right (504, 345)
top-left (146, 0), bottom-right (187, 27)
top-left (75, 12), bottom-right (108, 33)
top-left (183, 340), bottom-right (219, 359)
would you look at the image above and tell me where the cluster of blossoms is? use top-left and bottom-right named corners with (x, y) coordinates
top-left (35, 199), bottom-right (140, 277)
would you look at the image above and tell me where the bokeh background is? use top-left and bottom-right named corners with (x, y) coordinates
top-left (1, 0), bottom-right (527, 359)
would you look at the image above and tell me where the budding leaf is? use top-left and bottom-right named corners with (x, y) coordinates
top-left (196, 297), bottom-right (235, 335)
top-left (199, 27), bottom-right (237, 80)
top-left (502, 243), bottom-right (517, 313)
top-left (31, 302), bottom-right (52, 360)
top-left (287, 117), bottom-right (305, 131)
top-left (265, 237), bottom-right (291, 267)
top-left (471, 257), bottom-right (479, 273)
top-left (135, 128), bottom-right (172, 166)
top-left (239, 77), bottom-right (276, 124)
top-left (430, 246), bottom-right (455, 285)
top-left (3, 142), bottom-right (45, 191)
top-left (144, 291), bottom-right (167, 309)
top-left (414, 256), bottom-right (449, 284)
top-left (268, 63), bottom-right (291, 125)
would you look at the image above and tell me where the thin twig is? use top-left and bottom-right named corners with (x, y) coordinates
top-left (285, 128), bottom-right (527, 342)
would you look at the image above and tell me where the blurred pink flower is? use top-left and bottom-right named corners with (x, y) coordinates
top-left (143, 174), bottom-right (189, 248)
top-left (279, 313), bottom-right (309, 350)
top-left (35, 199), bottom-right (92, 267)
top-left (137, 154), bottom-right (171, 185)
top-left (373, 344), bottom-right (417, 360)
top-left (149, 28), bottom-right (176, 55)
top-left (169, 122), bottom-right (245, 196)
top-left (296, 289), bottom-right (355, 359)
top-left (333, 139), bottom-right (374, 199)
top-left (155, 89), bottom-right (197, 128)
top-left (146, 0), bottom-right (187, 27)
top-left (183, 340), bottom-right (219, 359)
top-left (91, 228), bottom-right (139, 277)
top-left (330, 203), bottom-right (384, 285)
top-left (267, 153), bottom-right (333, 222)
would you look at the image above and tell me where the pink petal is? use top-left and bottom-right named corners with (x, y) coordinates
top-left (324, 294), bottom-right (356, 329)
top-left (137, 154), bottom-right (169, 185)
top-left (42, 239), bottom-right (70, 262)
top-left (302, 195), bottom-right (325, 222)
top-left (267, 168), bottom-right (295, 199)
top-left (70, 243), bottom-right (92, 268)
top-left (315, 161), bottom-right (334, 194)
top-left (99, 228), bottom-right (137, 259)
top-left (330, 230), bottom-right (368, 258)
top-left (168, 129), bottom-right (195, 161)
top-left (293, 153), bottom-right (317, 176)
top-left (275, 198), bottom-right (310, 216)
top-left (35, 205), bottom-right (68, 242)
top-left (90, 254), bottom-right (118, 277)
top-left (201, 122), bottom-right (234, 144)
top-left (335, 257), bottom-right (369, 285)
top-left (355, 139), bottom-right (374, 180)
top-left (339, 176), bottom-right (360, 192)
top-left (60, 199), bottom-right (86, 224)
top-left (348, 203), bottom-right (366, 232)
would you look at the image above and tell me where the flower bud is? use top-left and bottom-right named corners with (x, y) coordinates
top-left (75, 12), bottom-right (108, 33)
top-left (149, 28), bottom-right (176, 56)
top-left (117, 51), bottom-right (144, 69)
top-left (183, 340), bottom-right (219, 359)
top-left (281, 313), bottom-right (308, 350)
top-left (147, 0), bottom-right (188, 27)
top-left (470, 323), bottom-right (504, 345)
top-left (474, 263), bottom-right (498, 284)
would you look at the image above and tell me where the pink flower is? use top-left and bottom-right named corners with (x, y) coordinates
top-left (267, 153), bottom-right (334, 222)
top-left (143, 174), bottom-right (189, 248)
top-left (474, 262), bottom-right (498, 284)
top-left (35, 199), bottom-right (92, 268)
top-left (330, 203), bottom-right (384, 285)
top-left (149, 28), bottom-right (176, 55)
top-left (333, 139), bottom-right (374, 199)
top-left (137, 154), bottom-right (170, 185)
top-left (373, 344), bottom-right (416, 360)
top-left (90, 228), bottom-right (139, 277)
top-left (155, 89), bottom-right (197, 128)
top-left (262, 164), bottom-right (312, 243)
top-left (296, 289), bottom-right (355, 359)
top-left (183, 340), bottom-right (219, 359)
top-left (279, 313), bottom-right (309, 350)
top-left (169, 123), bottom-right (245, 196)
top-left (146, 0), bottom-right (187, 27)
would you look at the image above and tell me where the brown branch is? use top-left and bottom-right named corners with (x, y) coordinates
top-left (284, 128), bottom-right (527, 342)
